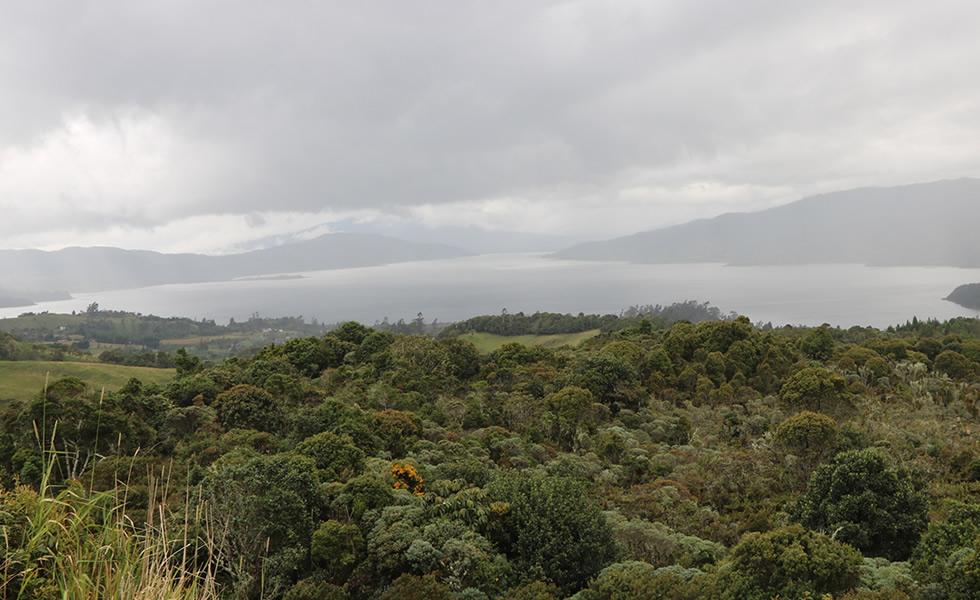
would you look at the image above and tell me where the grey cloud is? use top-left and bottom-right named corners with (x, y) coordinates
top-left (2, 0), bottom-right (980, 241)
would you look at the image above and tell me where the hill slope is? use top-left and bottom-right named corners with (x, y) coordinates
top-left (554, 179), bottom-right (980, 267)
top-left (0, 233), bottom-right (470, 299)
top-left (947, 283), bottom-right (980, 310)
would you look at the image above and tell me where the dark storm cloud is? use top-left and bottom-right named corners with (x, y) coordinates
top-left (1, 0), bottom-right (979, 249)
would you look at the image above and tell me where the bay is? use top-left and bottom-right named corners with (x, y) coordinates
top-left (1, 254), bottom-right (979, 329)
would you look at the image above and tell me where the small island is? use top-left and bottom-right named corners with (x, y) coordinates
top-left (945, 282), bottom-right (980, 310)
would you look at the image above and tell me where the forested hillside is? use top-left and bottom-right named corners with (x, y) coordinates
top-left (3, 314), bottom-right (980, 599)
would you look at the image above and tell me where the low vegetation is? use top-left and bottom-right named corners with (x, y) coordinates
top-left (2, 311), bottom-right (980, 598)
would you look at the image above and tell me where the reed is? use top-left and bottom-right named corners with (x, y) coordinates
top-left (1, 429), bottom-right (220, 599)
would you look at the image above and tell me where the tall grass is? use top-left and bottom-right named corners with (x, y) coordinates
top-left (1, 430), bottom-right (220, 599)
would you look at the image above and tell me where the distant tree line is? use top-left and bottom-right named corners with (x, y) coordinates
top-left (438, 301), bottom-right (736, 338)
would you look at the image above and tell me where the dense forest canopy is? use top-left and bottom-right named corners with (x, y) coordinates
top-left (2, 310), bottom-right (980, 598)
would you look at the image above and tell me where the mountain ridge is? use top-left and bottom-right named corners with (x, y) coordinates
top-left (0, 233), bottom-right (470, 303)
top-left (553, 178), bottom-right (980, 267)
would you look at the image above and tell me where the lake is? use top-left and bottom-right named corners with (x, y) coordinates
top-left (2, 254), bottom-right (979, 329)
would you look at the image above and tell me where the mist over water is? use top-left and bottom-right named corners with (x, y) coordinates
top-left (2, 254), bottom-right (979, 328)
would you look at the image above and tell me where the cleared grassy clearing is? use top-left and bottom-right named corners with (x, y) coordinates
top-left (0, 312), bottom-right (83, 330)
top-left (457, 329), bottom-right (601, 353)
top-left (0, 360), bottom-right (176, 402)
top-left (160, 333), bottom-right (247, 345)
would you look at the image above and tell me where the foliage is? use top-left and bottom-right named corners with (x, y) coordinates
top-left (571, 561), bottom-right (701, 600)
top-left (791, 450), bottom-right (928, 561)
top-left (486, 472), bottom-right (617, 594)
top-left (3, 310), bottom-right (980, 599)
top-left (295, 431), bottom-right (364, 482)
top-left (775, 411), bottom-right (838, 454)
top-left (911, 501), bottom-right (980, 596)
top-left (379, 573), bottom-right (452, 600)
top-left (197, 450), bottom-right (320, 598)
top-left (213, 384), bottom-right (281, 432)
top-left (714, 525), bottom-right (862, 600)
top-left (779, 366), bottom-right (849, 412)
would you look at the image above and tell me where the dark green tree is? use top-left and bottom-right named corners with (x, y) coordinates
top-left (174, 347), bottom-right (203, 377)
top-left (487, 472), bottom-right (617, 595)
top-left (295, 431), bottom-right (364, 481)
top-left (199, 450), bottom-right (320, 598)
top-left (774, 411), bottom-right (838, 457)
top-left (544, 386), bottom-right (593, 450)
top-left (791, 450), bottom-right (928, 560)
top-left (573, 561), bottom-right (701, 600)
top-left (779, 367), bottom-right (848, 412)
top-left (800, 325), bottom-right (835, 361)
top-left (911, 502), bottom-right (980, 591)
top-left (934, 350), bottom-right (976, 379)
top-left (714, 525), bottom-right (862, 600)
top-left (213, 384), bottom-right (281, 432)
top-left (380, 574), bottom-right (452, 600)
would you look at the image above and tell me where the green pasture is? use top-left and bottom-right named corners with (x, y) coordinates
top-left (0, 361), bottom-right (176, 403)
top-left (457, 329), bottom-right (600, 353)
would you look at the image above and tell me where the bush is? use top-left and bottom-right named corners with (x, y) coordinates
top-left (791, 450), bottom-right (928, 561)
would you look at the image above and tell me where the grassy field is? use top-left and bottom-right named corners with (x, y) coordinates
top-left (0, 312), bottom-right (83, 330)
top-left (0, 361), bottom-right (176, 403)
top-left (160, 333), bottom-right (247, 346)
top-left (457, 329), bottom-right (601, 353)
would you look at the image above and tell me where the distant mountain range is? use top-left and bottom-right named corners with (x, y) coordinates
top-left (229, 220), bottom-right (596, 255)
top-left (0, 233), bottom-right (469, 305)
top-left (554, 178), bottom-right (980, 267)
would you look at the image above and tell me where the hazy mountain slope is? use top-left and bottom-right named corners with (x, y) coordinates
top-left (946, 283), bottom-right (980, 310)
top-left (554, 179), bottom-right (980, 266)
top-left (0, 233), bottom-right (469, 296)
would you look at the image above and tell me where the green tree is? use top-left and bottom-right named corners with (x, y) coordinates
top-left (934, 349), bottom-right (976, 379)
top-left (487, 472), bottom-right (617, 595)
top-left (572, 561), bottom-right (701, 600)
top-left (863, 356), bottom-right (891, 380)
top-left (199, 450), bottom-right (320, 598)
top-left (440, 337), bottom-right (483, 380)
top-left (779, 367), bottom-right (848, 412)
top-left (791, 450), bottom-right (928, 561)
top-left (911, 502), bottom-right (980, 590)
top-left (312, 520), bottom-right (365, 582)
top-left (578, 353), bottom-right (642, 412)
top-left (380, 574), bottom-right (452, 600)
top-left (213, 384), bottom-right (281, 432)
top-left (505, 581), bottom-right (562, 600)
top-left (714, 525), bottom-right (862, 600)
top-left (295, 431), bottom-right (364, 482)
top-left (544, 386), bottom-right (593, 450)
top-left (330, 321), bottom-right (371, 345)
top-left (800, 326), bottom-right (835, 361)
top-left (371, 409), bottom-right (421, 457)
top-left (774, 411), bottom-right (838, 457)
top-left (173, 347), bottom-right (202, 377)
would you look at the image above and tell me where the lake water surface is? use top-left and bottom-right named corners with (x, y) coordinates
top-left (2, 254), bottom-right (979, 329)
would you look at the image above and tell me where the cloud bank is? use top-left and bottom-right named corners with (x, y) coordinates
top-left (2, 1), bottom-right (978, 252)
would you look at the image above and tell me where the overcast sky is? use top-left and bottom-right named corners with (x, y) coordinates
top-left (2, 1), bottom-right (979, 254)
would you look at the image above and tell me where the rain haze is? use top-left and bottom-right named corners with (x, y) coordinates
top-left (2, 0), bottom-right (979, 254)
